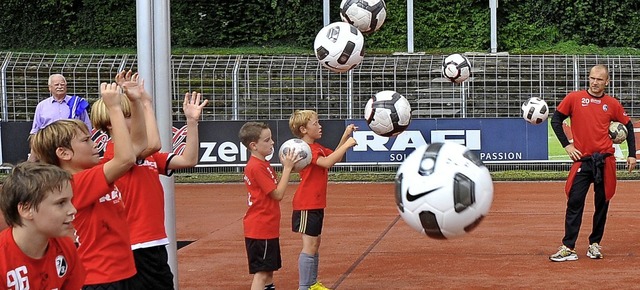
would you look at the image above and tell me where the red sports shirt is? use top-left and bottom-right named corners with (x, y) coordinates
top-left (72, 164), bottom-right (136, 284)
top-left (556, 90), bottom-right (630, 155)
top-left (104, 141), bottom-right (173, 248)
top-left (292, 142), bottom-right (333, 210)
top-left (0, 228), bottom-right (85, 290)
top-left (243, 156), bottom-right (280, 239)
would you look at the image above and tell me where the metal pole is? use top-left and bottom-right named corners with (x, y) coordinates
top-left (347, 70), bottom-right (353, 119)
top-left (232, 56), bottom-right (241, 120)
top-left (490, 0), bottom-right (498, 53)
top-left (137, 0), bottom-right (178, 288)
top-left (153, 0), bottom-right (178, 288)
top-left (1, 52), bottom-right (12, 122)
top-left (323, 0), bottom-right (330, 26)
top-left (136, 0), bottom-right (154, 87)
top-left (407, 0), bottom-right (414, 53)
top-left (573, 55), bottom-right (579, 91)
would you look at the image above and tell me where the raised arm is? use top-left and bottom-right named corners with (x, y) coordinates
top-left (116, 70), bottom-right (148, 157)
top-left (167, 91), bottom-right (208, 169)
top-left (137, 86), bottom-right (162, 158)
top-left (100, 82), bottom-right (136, 183)
top-left (316, 124), bottom-right (358, 168)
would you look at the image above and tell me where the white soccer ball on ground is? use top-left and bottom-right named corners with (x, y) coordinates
top-left (521, 97), bottom-right (549, 125)
top-left (364, 90), bottom-right (412, 137)
top-left (395, 142), bottom-right (494, 239)
top-left (339, 0), bottom-right (387, 34)
top-left (442, 53), bottom-right (472, 83)
top-left (314, 22), bottom-right (365, 73)
top-left (609, 121), bottom-right (628, 144)
top-left (278, 138), bottom-right (312, 172)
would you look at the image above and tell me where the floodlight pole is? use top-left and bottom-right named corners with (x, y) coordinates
top-left (490, 0), bottom-right (498, 53)
top-left (323, 0), bottom-right (330, 26)
top-left (407, 0), bottom-right (414, 53)
top-left (136, 0), bottom-right (178, 288)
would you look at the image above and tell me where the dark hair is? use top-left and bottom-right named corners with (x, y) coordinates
top-left (238, 122), bottom-right (270, 148)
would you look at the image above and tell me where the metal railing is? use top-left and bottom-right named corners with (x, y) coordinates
top-left (2, 52), bottom-right (639, 122)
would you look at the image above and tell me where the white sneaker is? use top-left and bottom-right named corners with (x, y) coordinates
top-left (587, 243), bottom-right (603, 259)
top-left (549, 245), bottom-right (578, 262)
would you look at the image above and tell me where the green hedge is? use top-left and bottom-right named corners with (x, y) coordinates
top-left (0, 0), bottom-right (638, 51)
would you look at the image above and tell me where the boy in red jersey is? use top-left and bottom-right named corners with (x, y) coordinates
top-left (92, 71), bottom-right (208, 289)
top-left (31, 81), bottom-right (144, 289)
top-left (288, 110), bottom-right (357, 290)
top-left (0, 162), bottom-right (85, 289)
top-left (239, 121), bottom-right (301, 290)
top-left (549, 64), bottom-right (637, 262)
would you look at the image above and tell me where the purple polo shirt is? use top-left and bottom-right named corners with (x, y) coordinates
top-left (30, 95), bottom-right (92, 134)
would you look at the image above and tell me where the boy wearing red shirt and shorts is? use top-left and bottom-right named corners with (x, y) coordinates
top-left (288, 110), bottom-right (357, 290)
top-left (31, 81), bottom-right (143, 289)
top-left (0, 162), bottom-right (86, 289)
top-left (93, 71), bottom-right (209, 289)
top-left (239, 121), bottom-right (301, 290)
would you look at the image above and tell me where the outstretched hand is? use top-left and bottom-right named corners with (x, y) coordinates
top-left (345, 123), bottom-right (358, 135)
top-left (116, 70), bottom-right (144, 101)
top-left (100, 82), bottom-right (122, 108)
top-left (183, 91), bottom-right (209, 121)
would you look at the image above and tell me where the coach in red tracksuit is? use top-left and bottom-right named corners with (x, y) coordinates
top-left (548, 64), bottom-right (637, 262)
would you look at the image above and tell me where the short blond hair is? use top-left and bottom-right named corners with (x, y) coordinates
top-left (289, 110), bottom-right (317, 138)
top-left (31, 119), bottom-right (90, 166)
top-left (90, 95), bottom-right (131, 133)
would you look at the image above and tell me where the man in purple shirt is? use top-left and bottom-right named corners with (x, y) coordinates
top-left (28, 74), bottom-right (92, 161)
top-left (30, 74), bottom-right (92, 134)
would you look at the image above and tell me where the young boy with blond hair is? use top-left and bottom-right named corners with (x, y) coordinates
top-left (0, 161), bottom-right (86, 289)
top-left (288, 110), bottom-right (357, 290)
top-left (239, 121), bottom-right (301, 290)
top-left (31, 81), bottom-right (144, 289)
top-left (92, 70), bottom-right (208, 289)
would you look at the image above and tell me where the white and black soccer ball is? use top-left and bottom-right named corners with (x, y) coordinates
top-left (340, 0), bottom-right (387, 34)
top-left (364, 90), bottom-right (412, 137)
top-left (278, 138), bottom-right (312, 172)
top-left (609, 121), bottom-right (628, 144)
top-left (314, 22), bottom-right (365, 73)
top-left (442, 53), bottom-right (472, 83)
top-left (395, 142), bottom-right (494, 239)
top-left (521, 97), bottom-right (549, 125)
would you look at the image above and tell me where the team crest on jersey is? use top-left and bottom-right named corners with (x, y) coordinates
top-left (55, 255), bottom-right (68, 277)
top-left (603, 104), bottom-right (608, 112)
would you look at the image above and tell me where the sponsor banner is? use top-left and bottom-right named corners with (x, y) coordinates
top-left (348, 118), bottom-right (548, 162)
top-left (194, 120), bottom-right (343, 166)
top-left (1, 119), bottom-right (544, 166)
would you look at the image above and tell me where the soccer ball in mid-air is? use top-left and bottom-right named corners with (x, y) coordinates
top-left (521, 97), bottom-right (549, 125)
top-left (364, 90), bottom-right (412, 137)
top-left (609, 121), bottom-right (628, 144)
top-left (314, 22), bottom-right (365, 73)
top-left (395, 142), bottom-right (494, 239)
top-left (442, 53), bottom-right (472, 83)
top-left (278, 138), bottom-right (312, 172)
top-left (340, 0), bottom-right (387, 34)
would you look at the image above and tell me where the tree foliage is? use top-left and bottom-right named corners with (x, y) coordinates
top-left (0, 0), bottom-right (638, 52)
